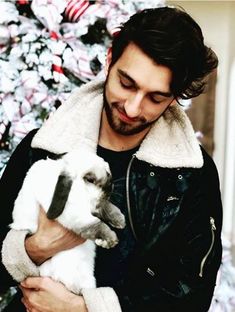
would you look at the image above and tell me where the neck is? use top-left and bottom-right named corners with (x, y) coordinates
top-left (98, 109), bottom-right (149, 151)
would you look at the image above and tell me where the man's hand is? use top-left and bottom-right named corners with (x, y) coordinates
top-left (25, 207), bottom-right (86, 264)
top-left (20, 277), bottom-right (88, 312)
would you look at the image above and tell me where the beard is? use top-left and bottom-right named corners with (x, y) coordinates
top-left (103, 91), bottom-right (156, 136)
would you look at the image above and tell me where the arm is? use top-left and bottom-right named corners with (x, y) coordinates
top-left (19, 276), bottom-right (122, 312)
top-left (25, 208), bottom-right (86, 265)
top-left (0, 130), bottom-right (40, 292)
top-left (2, 188), bottom-right (86, 278)
top-left (2, 211), bottom-right (85, 283)
top-left (20, 277), bottom-right (88, 312)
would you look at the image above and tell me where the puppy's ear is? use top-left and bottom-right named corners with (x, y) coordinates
top-left (47, 152), bottom-right (67, 160)
top-left (47, 172), bottom-right (73, 219)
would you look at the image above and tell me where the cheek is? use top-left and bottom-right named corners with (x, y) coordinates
top-left (143, 105), bottom-right (168, 122)
top-left (105, 86), bottom-right (115, 103)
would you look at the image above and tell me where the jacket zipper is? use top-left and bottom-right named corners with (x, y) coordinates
top-left (126, 154), bottom-right (138, 241)
top-left (199, 217), bottom-right (216, 277)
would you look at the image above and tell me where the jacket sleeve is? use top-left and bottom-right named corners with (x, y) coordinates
top-left (112, 150), bottom-right (223, 312)
top-left (2, 229), bottom-right (40, 282)
top-left (0, 130), bottom-right (39, 292)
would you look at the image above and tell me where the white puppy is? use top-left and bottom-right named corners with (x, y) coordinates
top-left (10, 150), bottom-right (125, 294)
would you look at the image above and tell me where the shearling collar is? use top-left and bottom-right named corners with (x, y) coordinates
top-left (31, 78), bottom-right (203, 168)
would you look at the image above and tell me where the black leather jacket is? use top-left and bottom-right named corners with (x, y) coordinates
top-left (114, 148), bottom-right (222, 311)
top-left (0, 130), bottom-right (222, 312)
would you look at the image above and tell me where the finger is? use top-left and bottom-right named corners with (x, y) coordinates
top-left (38, 206), bottom-right (50, 224)
top-left (69, 230), bottom-right (86, 244)
top-left (21, 296), bottom-right (33, 311)
top-left (19, 285), bottom-right (40, 307)
top-left (38, 205), bottom-right (59, 230)
top-left (21, 290), bottom-right (42, 312)
top-left (19, 285), bottom-right (31, 298)
top-left (21, 277), bottom-right (45, 289)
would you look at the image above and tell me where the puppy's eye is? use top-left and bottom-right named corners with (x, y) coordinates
top-left (86, 177), bottom-right (95, 184)
top-left (83, 172), bottom-right (96, 184)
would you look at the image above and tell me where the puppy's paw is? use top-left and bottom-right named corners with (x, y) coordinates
top-left (110, 214), bottom-right (126, 229)
top-left (95, 236), bottom-right (118, 249)
top-left (95, 239), bottom-right (109, 248)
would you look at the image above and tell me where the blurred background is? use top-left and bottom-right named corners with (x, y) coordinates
top-left (0, 0), bottom-right (235, 311)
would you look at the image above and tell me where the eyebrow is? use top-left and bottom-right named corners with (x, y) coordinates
top-left (117, 69), bottom-right (173, 98)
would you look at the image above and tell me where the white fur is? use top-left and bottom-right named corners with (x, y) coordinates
top-left (10, 149), bottom-right (113, 294)
top-left (31, 78), bottom-right (203, 168)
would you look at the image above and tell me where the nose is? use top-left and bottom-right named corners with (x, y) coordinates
top-left (124, 91), bottom-right (144, 118)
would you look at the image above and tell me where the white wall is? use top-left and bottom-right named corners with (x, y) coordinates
top-left (167, 1), bottom-right (235, 241)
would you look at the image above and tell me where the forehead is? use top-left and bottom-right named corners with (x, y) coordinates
top-left (111, 43), bottom-right (173, 93)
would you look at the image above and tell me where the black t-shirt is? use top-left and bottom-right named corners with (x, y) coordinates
top-left (95, 144), bottom-right (139, 287)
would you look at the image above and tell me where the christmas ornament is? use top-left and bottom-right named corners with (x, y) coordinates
top-left (64, 0), bottom-right (90, 23)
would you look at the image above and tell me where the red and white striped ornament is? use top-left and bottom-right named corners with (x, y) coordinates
top-left (64, 0), bottom-right (90, 23)
top-left (49, 31), bottom-right (67, 83)
top-left (52, 54), bottom-right (66, 83)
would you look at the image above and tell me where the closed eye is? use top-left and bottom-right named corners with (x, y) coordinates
top-left (83, 172), bottom-right (97, 184)
top-left (149, 96), bottom-right (162, 104)
top-left (149, 94), bottom-right (172, 104)
top-left (120, 78), bottom-right (134, 89)
top-left (118, 70), bottom-right (136, 90)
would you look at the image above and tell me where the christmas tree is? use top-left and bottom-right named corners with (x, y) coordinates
top-left (0, 0), bottom-right (164, 175)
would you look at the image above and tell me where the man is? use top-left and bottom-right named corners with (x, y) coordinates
top-left (0, 6), bottom-right (222, 312)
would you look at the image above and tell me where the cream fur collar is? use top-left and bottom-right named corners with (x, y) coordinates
top-left (32, 78), bottom-right (203, 168)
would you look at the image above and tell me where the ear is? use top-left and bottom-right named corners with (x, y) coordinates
top-left (47, 152), bottom-right (67, 160)
top-left (47, 172), bottom-right (73, 219)
top-left (104, 47), bottom-right (112, 76)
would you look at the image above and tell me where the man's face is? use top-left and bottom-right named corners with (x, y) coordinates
top-left (104, 43), bottom-right (175, 136)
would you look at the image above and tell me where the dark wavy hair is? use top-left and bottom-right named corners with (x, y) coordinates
top-left (110, 7), bottom-right (218, 99)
